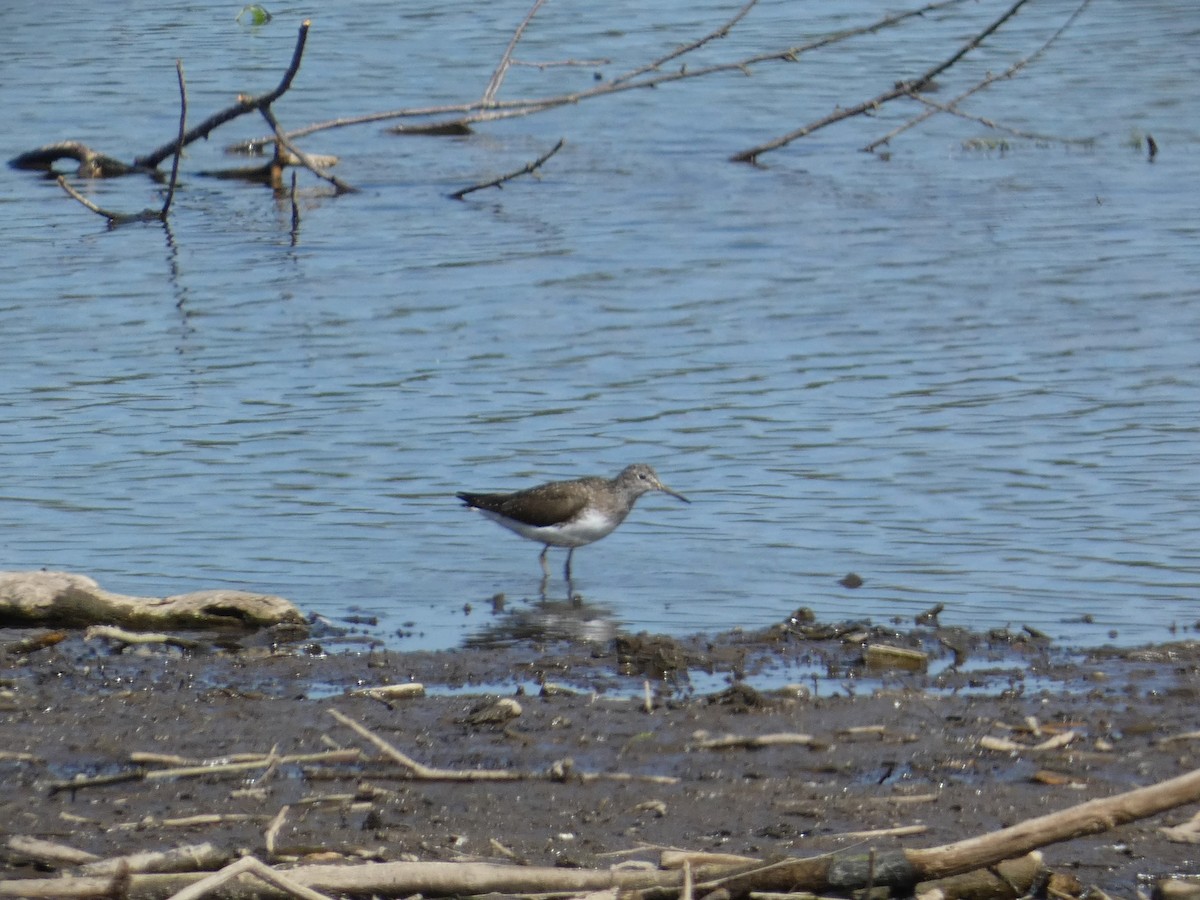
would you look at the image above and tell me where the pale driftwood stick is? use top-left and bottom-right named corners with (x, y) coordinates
top-left (260, 104), bottom-right (356, 194)
top-left (694, 732), bottom-right (816, 750)
top-left (913, 852), bottom-right (1043, 900)
top-left (827, 824), bottom-right (927, 840)
top-left (0, 570), bottom-right (303, 630)
top-left (731, 0), bottom-right (1031, 163)
top-left (80, 843), bottom-right (229, 876)
top-left (85, 624), bottom-right (203, 650)
top-left (265, 805), bottom-right (290, 859)
top-left (1160, 730), bottom-right (1200, 745)
top-left (449, 138), bottom-right (565, 200)
top-left (135, 20), bottom-right (311, 169)
top-left (5, 836), bottom-right (100, 868)
top-left (699, 766), bottom-right (1200, 898)
top-left (165, 855), bottom-right (334, 900)
top-left (50, 749), bottom-right (361, 794)
top-left (328, 708), bottom-right (678, 784)
top-left (862, 0), bottom-right (1095, 153)
top-left (481, 0), bottom-right (551, 105)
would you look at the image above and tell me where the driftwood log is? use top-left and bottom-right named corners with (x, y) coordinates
top-left (0, 571), bottom-right (303, 630)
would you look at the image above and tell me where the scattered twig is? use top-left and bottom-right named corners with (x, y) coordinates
top-left (164, 855), bottom-right (334, 900)
top-left (328, 707), bottom-right (678, 784)
top-left (693, 732), bottom-right (817, 750)
top-left (80, 843), bottom-right (229, 876)
top-left (49, 749), bottom-right (361, 794)
top-left (84, 624), bottom-right (203, 651)
top-left (5, 836), bottom-right (100, 868)
top-left (449, 138), bottom-right (565, 199)
top-left (265, 805), bottom-right (290, 859)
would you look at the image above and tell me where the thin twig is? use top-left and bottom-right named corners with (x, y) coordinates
top-left (482, 0), bottom-right (551, 105)
top-left (161, 60), bottom-right (187, 217)
top-left (863, 0), bottom-right (1095, 152)
top-left (260, 104), bottom-right (357, 193)
top-left (610, 0), bottom-right (759, 85)
top-left (449, 138), bottom-right (565, 199)
top-left (328, 707), bottom-right (677, 784)
top-left (136, 19), bottom-right (311, 169)
top-left (731, 0), bottom-right (1031, 163)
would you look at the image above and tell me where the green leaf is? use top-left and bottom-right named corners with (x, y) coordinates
top-left (236, 5), bottom-right (273, 26)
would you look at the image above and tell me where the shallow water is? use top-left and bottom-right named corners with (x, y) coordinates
top-left (1, 0), bottom-right (1198, 650)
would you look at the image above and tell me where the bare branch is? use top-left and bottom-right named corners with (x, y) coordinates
top-left (135, 19), bottom-right (311, 169)
top-left (260, 104), bottom-right (357, 194)
top-left (449, 138), bottom-right (565, 200)
top-left (610, 0), bottom-right (759, 85)
top-left (481, 0), bottom-right (551, 105)
top-left (731, 0), bottom-right (1032, 163)
top-left (161, 60), bottom-right (187, 217)
top-left (863, 0), bottom-right (1096, 152)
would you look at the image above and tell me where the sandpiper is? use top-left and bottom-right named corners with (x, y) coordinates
top-left (456, 463), bottom-right (689, 581)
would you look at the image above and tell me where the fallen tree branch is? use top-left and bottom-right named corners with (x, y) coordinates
top-left (135, 20), bottom-right (311, 170)
top-left (731, 0), bottom-right (1031, 163)
top-left (694, 765), bottom-right (1200, 898)
top-left (233, 0), bottom-right (970, 148)
top-left (449, 138), bottom-right (565, 199)
top-left (53, 60), bottom-right (190, 226)
top-left (862, 0), bottom-right (1095, 153)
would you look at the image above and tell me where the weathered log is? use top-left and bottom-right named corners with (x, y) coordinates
top-left (0, 571), bottom-right (304, 630)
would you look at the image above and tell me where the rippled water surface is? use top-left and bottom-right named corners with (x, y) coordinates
top-left (2, 0), bottom-right (1198, 649)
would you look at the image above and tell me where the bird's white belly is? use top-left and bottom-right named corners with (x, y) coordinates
top-left (478, 507), bottom-right (618, 548)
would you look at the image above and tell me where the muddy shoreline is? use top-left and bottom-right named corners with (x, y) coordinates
top-left (1, 614), bottom-right (1198, 896)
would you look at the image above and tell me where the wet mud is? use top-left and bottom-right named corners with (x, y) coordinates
top-left (1, 611), bottom-right (1198, 895)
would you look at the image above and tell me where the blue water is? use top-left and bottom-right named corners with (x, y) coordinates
top-left (1, 0), bottom-right (1198, 650)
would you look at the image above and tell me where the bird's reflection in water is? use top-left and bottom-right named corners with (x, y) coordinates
top-left (464, 592), bottom-right (619, 648)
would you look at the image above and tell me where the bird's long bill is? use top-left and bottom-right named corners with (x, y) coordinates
top-left (660, 484), bottom-right (690, 504)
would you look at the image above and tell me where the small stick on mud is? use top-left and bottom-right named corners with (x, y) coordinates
top-left (264, 806), bottom-right (289, 859)
top-left (328, 708), bottom-right (678, 784)
top-left (694, 733), bottom-right (817, 750)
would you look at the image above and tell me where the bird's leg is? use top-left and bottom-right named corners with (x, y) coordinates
top-left (563, 548), bottom-right (574, 582)
top-left (539, 545), bottom-right (551, 578)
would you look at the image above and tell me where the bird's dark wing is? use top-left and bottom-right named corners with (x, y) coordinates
top-left (458, 481), bottom-right (592, 527)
